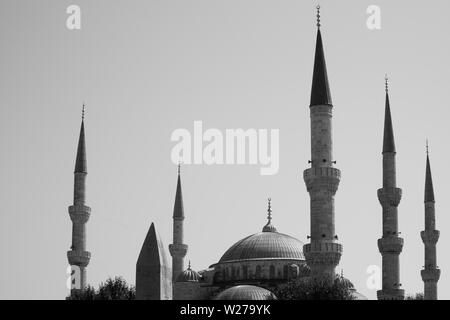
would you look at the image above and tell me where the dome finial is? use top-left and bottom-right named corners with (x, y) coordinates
top-left (188, 260), bottom-right (191, 270)
top-left (177, 161), bottom-right (181, 175)
top-left (316, 5), bottom-right (321, 28)
top-left (262, 198), bottom-right (277, 232)
top-left (426, 139), bottom-right (429, 155)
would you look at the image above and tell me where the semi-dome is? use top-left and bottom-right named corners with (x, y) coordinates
top-left (218, 200), bottom-right (304, 263)
top-left (215, 285), bottom-right (277, 300)
top-left (176, 261), bottom-right (201, 282)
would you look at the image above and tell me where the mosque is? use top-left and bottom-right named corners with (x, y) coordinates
top-left (66, 7), bottom-right (440, 300)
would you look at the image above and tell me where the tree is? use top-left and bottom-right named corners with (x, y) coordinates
top-left (405, 293), bottom-right (424, 300)
top-left (67, 285), bottom-right (96, 300)
top-left (67, 276), bottom-right (135, 300)
top-left (96, 277), bottom-right (136, 300)
top-left (274, 274), bottom-right (356, 300)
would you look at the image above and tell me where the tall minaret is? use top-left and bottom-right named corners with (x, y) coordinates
top-left (303, 6), bottom-right (342, 277)
top-left (377, 77), bottom-right (404, 300)
top-left (168, 164), bottom-right (188, 282)
top-left (67, 104), bottom-right (91, 293)
top-left (421, 142), bottom-right (440, 300)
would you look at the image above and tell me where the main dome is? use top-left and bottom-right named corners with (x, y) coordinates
top-left (219, 231), bottom-right (305, 263)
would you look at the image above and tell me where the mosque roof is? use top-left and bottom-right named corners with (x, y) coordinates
top-left (214, 285), bottom-right (277, 300)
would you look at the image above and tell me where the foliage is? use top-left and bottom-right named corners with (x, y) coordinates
top-left (274, 274), bottom-right (356, 300)
top-left (405, 293), bottom-right (424, 300)
top-left (67, 276), bottom-right (135, 300)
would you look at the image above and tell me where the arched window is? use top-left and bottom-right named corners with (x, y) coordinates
top-left (269, 265), bottom-right (275, 279)
top-left (256, 265), bottom-right (262, 278)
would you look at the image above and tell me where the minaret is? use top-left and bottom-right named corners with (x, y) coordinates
top-left (168, 164), bottom-right (188, 282)
top-left (377, 77), bottom-right (404, 300)
top-left (421, 142), bottom-right (440, 300)
top-left (303, 6), bottom-right (342, 277)
top-left (67, 104), bottom-right (91, 293)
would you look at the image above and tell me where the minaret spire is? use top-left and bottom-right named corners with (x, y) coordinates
top-left (67, 103), bottom-right (91, 295)
top-left (169, 165), bottom-right (188, 283)
top-left (421, 143), bottom-right (440, 299)
top-left (310, 5), bottom-right (332, 107)
top-left (304, 6), bottom-right (342, 278)
top-left (75, 104), bottom-right (87, 173)
top-left (377, 79), bottom-right (404, 300)
top-left (383, 75), bottom-right (396, 153)
top-left (425, 141), bottom-right (435, 202)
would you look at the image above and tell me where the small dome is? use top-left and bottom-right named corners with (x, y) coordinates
top-left (215, 285), bottom-right (277, 300)
top-left (176, 262), bottom-right (201, 282)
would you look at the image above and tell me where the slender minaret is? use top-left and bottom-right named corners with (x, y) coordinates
top-left (168, 164), bottom-right (188, 282)
top-left (303, 6), bottom-right (342, 277)
top-left (377, 77), bottom-right (404, 300)
top-left (67, 104), bottom-right (91, 294)
top-left (421, 142), bottom-right (440, 300)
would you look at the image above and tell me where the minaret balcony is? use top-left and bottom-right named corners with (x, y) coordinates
top-left (67, 250), bottom-right (91, 267)
top-left (169, 244), bottom-right (188, 258)
top-left (377, 237), bottom-right (403, 253)
top-left (303, 241), bottom-right (342, 268)
top-left (303, 167), bottom-right (341, 193)
top-left (377, 289), bottom-right (405, 300)
top-left (421, 230), bottom-right (440, 244)
top-left (421, 268), bottom-right (441, 282)
top-left (68, 205), bottom-right (91, 223)
top-left (377, 187), bottom-right (402, 207)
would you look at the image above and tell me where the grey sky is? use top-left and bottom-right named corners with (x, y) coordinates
top-left (1, 0), bottom-right (449, 299)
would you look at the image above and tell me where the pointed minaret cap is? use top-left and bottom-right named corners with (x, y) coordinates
top-left (173, 163), bottom-right (185, 219)
top-left (262, 198), bottom-right (277, 233)
top-left (382, 76), bottom-right (396, 153)
top-left (74, 103), bottom-right (87, 173)
top-left (425, 141), bottom-right (435, 202)
top-left (310, 5), bottom-right (332, 107)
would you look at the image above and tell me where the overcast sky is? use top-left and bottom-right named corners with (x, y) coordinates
top-left (1, 0), bottom-right (450, 300)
